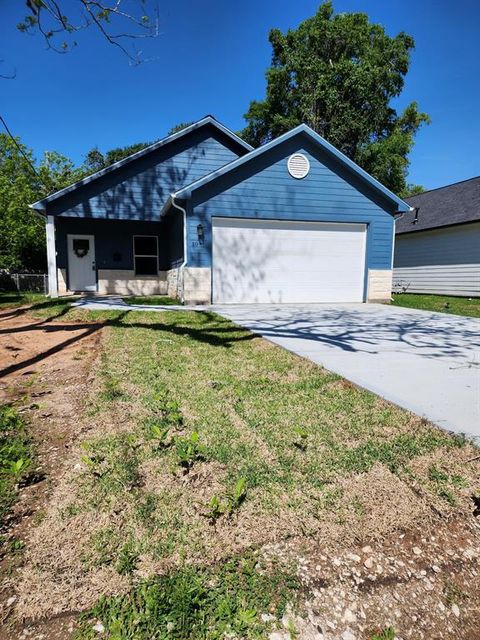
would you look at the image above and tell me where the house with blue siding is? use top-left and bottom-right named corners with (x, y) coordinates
top-left (31, 116), bottom-right (411, 304)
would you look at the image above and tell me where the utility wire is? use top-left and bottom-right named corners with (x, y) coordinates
top-left (0, 114), bottom-right (46, 186)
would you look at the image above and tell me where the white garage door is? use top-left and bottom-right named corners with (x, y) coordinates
top-left (212, 218), bottom-right (367, 304)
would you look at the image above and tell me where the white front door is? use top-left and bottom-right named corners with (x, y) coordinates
top-left (212, 218), bottom-right (367, 304)
top-left (67, 234), bottom-right (97, 292)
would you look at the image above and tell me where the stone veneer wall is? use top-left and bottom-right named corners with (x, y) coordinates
top-left (96, 270), bottom-right (168, 296)
top-left (57, 268), bottom-right (68, 295)
top-left (367, 269), bottom-right (393, 302)
top-left (182, 267), bottom-right (211, 305)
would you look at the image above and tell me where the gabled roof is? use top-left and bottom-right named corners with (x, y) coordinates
top-left (30, 116), bottom-right (253, 213)
top-left (397, 176), bottom-right (480, 234)
top-left (169, 123), bottom-right (411, 213)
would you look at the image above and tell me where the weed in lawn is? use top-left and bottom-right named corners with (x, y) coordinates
top-left (205, 478), bottom-right (248, 522)
top-left (75, 553), bottom-right (298, 640)
top-left (145, 421), bottom-right (171, 451)
top-left (205, 494), bottom-right (225, 523)
top-left (174, 431), bottom-right (206, 471)
top-left (443, 580), bottom-right (468, 606)
top-left (143, 389), bottom-right (186, 455)
top-left (0, 404), bottom-right (33, 526)
top-left (115, 539), bottom-right (140, 576)
top-left (146, 388), bottom-right (184, 428)
top-left (370, 628), bottom-right (395, 640)
top-left (292, 427), bottom-right (309, 451)
top-left (99, 376), bottom-right (124, 402)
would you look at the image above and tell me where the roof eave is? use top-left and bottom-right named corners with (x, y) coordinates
top-left (29, 202), bottom-right (46, 217)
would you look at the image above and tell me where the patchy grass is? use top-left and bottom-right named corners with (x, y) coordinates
top-left (370, 628), bottom-right (396, 640)
top-left (392, 293), bottom-right (480, 318)
top-left (76, 553), bottom-right (298, 640)
top-left (0, 405), bottom-right (34, 527)
top-left (0, 291), bottom-right (47, 309)
top-left (0, 292), bottom-right (81, 318)
top-left (14, 308), bottom-right (479, 627)
top-left (123, 295), bottom-right (180, 306)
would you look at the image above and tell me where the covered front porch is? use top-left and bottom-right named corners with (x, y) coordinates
top-left (46, 215), bottom-right (184, 298)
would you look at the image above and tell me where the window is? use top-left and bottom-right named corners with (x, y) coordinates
top-left (133, 235), bottom-right (158, 276)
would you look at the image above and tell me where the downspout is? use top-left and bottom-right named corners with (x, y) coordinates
top-left (170, 195), bottom-right (187, 303)
top-left (390, 208), bottom-right (411, 299)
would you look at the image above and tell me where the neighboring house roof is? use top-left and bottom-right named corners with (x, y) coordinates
top-left (30, 116), bottom-right (253, 213)
top-left (169, 123), bottom-right (411, 214)
top-left (397, 176), bottom-right (480, 234)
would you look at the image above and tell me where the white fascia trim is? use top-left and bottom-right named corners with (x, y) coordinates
top-left (30, 117), bottom-right (253, 211)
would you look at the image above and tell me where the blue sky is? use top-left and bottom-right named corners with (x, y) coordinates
top-left (2, 0), bottom-right (479, 189)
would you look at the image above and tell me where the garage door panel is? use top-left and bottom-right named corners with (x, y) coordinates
top-left (212, 218), bottom-right (366, 304)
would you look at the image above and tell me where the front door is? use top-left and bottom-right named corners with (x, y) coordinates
top-left (67, 234), bottom-right (97, 292)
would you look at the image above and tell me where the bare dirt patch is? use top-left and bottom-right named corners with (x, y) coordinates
top-left (0, 306), bottom-right (102, 639)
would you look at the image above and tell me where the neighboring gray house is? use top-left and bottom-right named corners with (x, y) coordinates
top-left (394, 177), bottom-right (480, 296)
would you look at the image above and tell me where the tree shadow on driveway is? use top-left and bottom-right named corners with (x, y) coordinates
top-left (214, 305), bottom-right (480, 362)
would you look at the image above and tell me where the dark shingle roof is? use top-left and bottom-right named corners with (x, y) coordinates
top-left (397, 176), bottom-right (480, 234)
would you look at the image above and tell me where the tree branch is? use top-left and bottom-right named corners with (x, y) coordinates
top-left (16, 0), bottom-right (159, 63)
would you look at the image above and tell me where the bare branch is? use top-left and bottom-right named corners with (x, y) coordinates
top-left (16, 0), bottom-right (159, 63)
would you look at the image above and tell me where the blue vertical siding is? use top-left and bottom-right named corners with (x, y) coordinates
top-left (187, 136), bottom-right (395, 270)
top-left (51, 125), bottom-right (241, 220)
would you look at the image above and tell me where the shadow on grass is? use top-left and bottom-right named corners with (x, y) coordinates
top-left (0, 309), bottom-right (255, 379)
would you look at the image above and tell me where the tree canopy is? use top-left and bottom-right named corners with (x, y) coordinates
top-left (168, 122), bottom-right (195, 136)
top-left (242, 1), bottom-right (429, 195)
top-left (0, 135), bottom-right (83, 272)
top-left (84, 141), bottom-right (153, 174)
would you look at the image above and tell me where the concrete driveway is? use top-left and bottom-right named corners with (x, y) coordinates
top-left (213, 303), bottom-right (480, 440)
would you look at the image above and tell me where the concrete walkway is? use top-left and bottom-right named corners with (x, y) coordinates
top-left (72, 297), bottom-right (480, 440)
top-left (71, 296), bottom-right (203, 312)
top-left (213, 303), bottom-right (480, 440)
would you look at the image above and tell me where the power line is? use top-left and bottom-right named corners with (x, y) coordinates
top-left (0, 114), bottom-right (46, 185)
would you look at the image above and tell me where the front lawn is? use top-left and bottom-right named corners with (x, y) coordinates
top-left (12, 308), bottom-right (478, 637)
top-left (122, 295), bottom-right (179, 306)
top-left (392, 293), bottom-right (480, 318)
top-left (0, 291), bottom-right (47, 309)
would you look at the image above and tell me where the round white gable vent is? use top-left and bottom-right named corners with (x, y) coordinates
top-left (287, 153), bottom-right (310, 179)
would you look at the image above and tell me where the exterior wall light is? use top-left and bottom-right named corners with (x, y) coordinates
top-left (197, 223), bottom-right (205, 244)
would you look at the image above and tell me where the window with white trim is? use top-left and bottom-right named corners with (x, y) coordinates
top-left (133, 236), bottom-right (159, 276)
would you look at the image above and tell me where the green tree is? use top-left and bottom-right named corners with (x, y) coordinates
top-left (401, 183), bottom-right (425, 198)
top-left (83, 141), bottom-right (153, 174)
top-left (242, 2), bottom-right (429, 194)
top-left (0, 135), bottom-right (81, 272)
top-left (168, 122), bottom-right (194, 136)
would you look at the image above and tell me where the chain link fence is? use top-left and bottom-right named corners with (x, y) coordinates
top-left (0, 272), bottom-right (49, 294)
